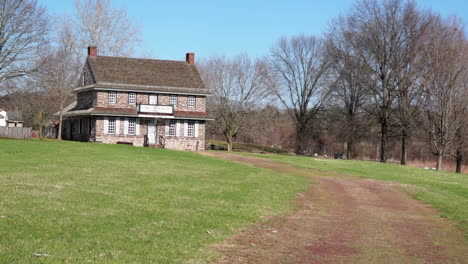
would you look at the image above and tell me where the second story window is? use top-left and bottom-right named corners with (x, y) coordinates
top-left (169, 95), bottom-right (178, 106)
top-left (188, 96), bottom-right (196, 108)
top-left (109, 91), bottom-right (117, 104)
top-left (128, 92), bottom-right (136, 105)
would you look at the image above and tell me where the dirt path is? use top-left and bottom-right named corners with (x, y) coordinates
top-left (201, 152), bottom-right (468, 264)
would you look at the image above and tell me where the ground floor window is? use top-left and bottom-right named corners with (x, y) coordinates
top-left (128, 118), bottom-right (136, 135)
top-left (108, 117), bottom-right (116, 134)
top-left (168, 120), bottom-right (177, 136)
top-left (187, 120), bottom-right (195, 137)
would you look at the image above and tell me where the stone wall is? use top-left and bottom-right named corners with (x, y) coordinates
top-left (94, 91), bottom-right (205, 112)
top-left (156, 120), bottom-right (205, 151)
top-left (94, 117), bottom-right (147, 147)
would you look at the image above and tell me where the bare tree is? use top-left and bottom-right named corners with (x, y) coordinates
top-left (269, 35), bottom-right (331, 154)
top-left (339, 0), bottom-right (431, 163)
top-left (47, 19), bottom-right (82, 140)
top-left (74, 0), bottom-right (141, 56)
top-left (420, 17), bottom-right (468, 171)
top-left (0, 0), bottom-right (49, 88)
top-left (200, 55), bottom-right (269, 151)
top-left (327, 21), bottom-right (370, 159)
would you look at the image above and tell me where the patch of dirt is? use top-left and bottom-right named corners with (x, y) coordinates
top-left (201, 152), bottom-right (468, 264)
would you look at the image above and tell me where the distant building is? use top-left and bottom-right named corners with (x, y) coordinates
top-left (60, 46), bottom-right (213, 151)
top-left (0, 109), bottom-right (24, 127)
top-left (0, 109), bottom-right (7, 126)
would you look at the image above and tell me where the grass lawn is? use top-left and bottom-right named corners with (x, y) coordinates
top-left (241, 153), bottom-right (468, 236)
top-left (0, 139), bottom-right (308, 263)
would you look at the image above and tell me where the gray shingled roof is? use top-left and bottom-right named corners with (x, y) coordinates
top-left (87, 56), bottom-right (206, 90)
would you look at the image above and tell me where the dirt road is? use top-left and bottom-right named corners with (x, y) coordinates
top-left (201, 152), bottom-right (468, 264)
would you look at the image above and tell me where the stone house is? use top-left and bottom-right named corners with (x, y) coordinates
top-left (60, 46), bottom-right (212, 151)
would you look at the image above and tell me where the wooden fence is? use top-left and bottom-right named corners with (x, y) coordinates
top-left (0, 126), bottom-right (32, 139)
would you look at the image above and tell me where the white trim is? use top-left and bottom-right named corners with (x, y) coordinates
top-left (175, 120), bottom-right (180, 137)
top-left (183, 120), bottom-right (188, 136)
top-left (104, 117), bottom-right (108, 134)
top-left (124, 118), bottom-right (129, 135)
top-left (194, 121), bottom-right (199, 138)
top-left (136, 118), bottom-right (140, 135)
top-left (115, 118), bottom-right (120, 135)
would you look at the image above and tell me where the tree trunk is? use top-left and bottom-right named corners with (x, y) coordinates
top-left (400, 129), bottom-right (408, 165)
top-left (57, 101), bottom-right (64, 140)
top-left (455, 149), bottom-right (463, 173)
top-left (295, 124), bottom-right (307, 155)
top-left (346, 140), bottom-right (353, 160)
top-left (436, 154), bottom-right (443, 171)
top-left (224, 131), bottom-right (233, 152)
top-left (380, 120), bottom-right (388, 163)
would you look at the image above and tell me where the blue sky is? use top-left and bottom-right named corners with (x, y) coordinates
top-left (41, 0), bottom-right (468, 61)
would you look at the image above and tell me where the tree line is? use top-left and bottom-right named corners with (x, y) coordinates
top-left (0, 0), bottom-right (466, 172)
top-left (0, 0), bottom-right (141, 138)
top-left (199, 0), bottom-right (468, 173)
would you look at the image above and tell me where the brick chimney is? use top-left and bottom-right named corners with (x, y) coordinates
top-left (186, 52), bottom-right (195, 64)
top-left (88, 46), bottom-right (97, 57)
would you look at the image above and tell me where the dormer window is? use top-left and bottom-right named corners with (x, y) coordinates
top-left (169, 95), bottom-right (178, 106)
top-left (109, 91), bottom-right (117, 104)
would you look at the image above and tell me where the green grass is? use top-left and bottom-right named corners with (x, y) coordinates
top-left (0, 139), bottom-right (308, 263)
top-left (241, 153), bottom-right (468, 236)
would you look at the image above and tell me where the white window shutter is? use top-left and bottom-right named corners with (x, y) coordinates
top-left (165, 120), bottom-right (170, 136)
top-left (104, 117), bottom-right (108, 134)
top-left (195, 121), bottom-right (199, 138)
top-left (124, 118), bottom-right (128, 135)
top-left (136, 118), bottom-right (140, 135)
top-left (183, 120), bottom-right (188, 137)
top-left (175, 120), bottom-right (180, 137)
top-left (115, 118), bottom-right (120, 135)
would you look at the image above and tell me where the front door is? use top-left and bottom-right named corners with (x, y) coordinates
top-left (149, 94), bottom-right (157, 105)
top-left (148, 120), bottom-right (156, 144)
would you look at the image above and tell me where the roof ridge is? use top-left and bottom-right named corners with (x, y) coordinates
top-left (93, 55), bottom-right (191, 65)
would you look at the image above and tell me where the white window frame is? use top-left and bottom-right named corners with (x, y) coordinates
top-left (127, 118), bottom-right (136, 135)
top-left (187, 120), bottom-right (195, 137)
top-left (128, 92), bottom-right (137, 105)
top-left (108, 117), bottom-right (116, 134)
top-left (109, 91), bottom-right (117, 104)
top-left (169, 95), bottom-right (178, 106)
top-left (187, 96), bottom-right (196, 108)
top-left (168, 120), bottom-right (177, 136)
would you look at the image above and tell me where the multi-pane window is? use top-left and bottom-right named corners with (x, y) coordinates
top-left (187, 120), bottom-right (195, 137)
top-left (169, 95), bottom-right (178, 106)
top-left (128, 92), bottom-right (136, 105)
top-left (187, 96), bottom-right (196, 108)
top-left (108, 117), bottom-right (116, 134)
top-left (128, 118), bottom-right (136, 135)
top-left (109, 91), bottom-right (117, 104)
top-left (168, 120), bottom-right (177, 136)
